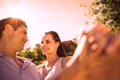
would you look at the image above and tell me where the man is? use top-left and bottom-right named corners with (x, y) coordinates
top-left (0, 17), bottom-right (40, 80)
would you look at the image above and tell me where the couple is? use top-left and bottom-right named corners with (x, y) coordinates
top-left (0, 17), bottom-right (70, 80)
top-left (1, 17), bottom-right (119, 80)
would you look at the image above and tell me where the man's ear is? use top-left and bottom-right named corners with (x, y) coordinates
top-left (4, 24), bottom-right (13, 33)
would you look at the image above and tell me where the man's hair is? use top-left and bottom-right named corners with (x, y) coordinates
top-left (0, 17), bottom-right (27, 38)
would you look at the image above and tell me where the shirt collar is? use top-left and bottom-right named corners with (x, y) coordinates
top-left (0, 53), bottom-right (5, 57)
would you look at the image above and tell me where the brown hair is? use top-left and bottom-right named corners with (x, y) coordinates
top-left (0, 17), bottom-right (27, 38)
top-left (45, 31), bottom-right (66, 57)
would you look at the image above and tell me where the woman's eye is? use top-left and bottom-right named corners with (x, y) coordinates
top-left (46, 40), bottom-right (50, 43)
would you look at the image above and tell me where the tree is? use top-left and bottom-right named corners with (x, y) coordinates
top-left (62, 40), bottom-right (77, 56)
top-left (89, 0), bottom-right (120, 34)
top-left (32, 44), bottom-right (46, 65)
top-left (91, 0), bottom-right (120, 33)
top-left (18, 43), bottom-right (46, 65)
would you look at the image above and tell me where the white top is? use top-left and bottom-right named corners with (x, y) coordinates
top-left (38, 57), bottom-right (63, 80)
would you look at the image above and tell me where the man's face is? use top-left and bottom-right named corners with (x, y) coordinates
top-left (10, 25), bottom-right (28, 52)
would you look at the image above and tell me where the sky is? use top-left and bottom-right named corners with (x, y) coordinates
top-left (0, 0), bottom-right (95, 48)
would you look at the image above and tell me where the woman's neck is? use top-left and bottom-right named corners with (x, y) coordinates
top-left (47, 55), bottom-right (59, 67)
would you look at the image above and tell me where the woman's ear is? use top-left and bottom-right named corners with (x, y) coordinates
top-left (56, 42), bottom-right (60, 48)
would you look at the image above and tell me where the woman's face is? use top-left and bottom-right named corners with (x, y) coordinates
top-left (41, 34), bottom-right (59, 56)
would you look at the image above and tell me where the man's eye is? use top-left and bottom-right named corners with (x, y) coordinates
top-left (41, 41), bottom-right (43, 44)
top-left (24, 32), bottom-right (27, 35)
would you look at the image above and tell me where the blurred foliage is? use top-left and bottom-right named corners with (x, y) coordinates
top-left (18, 40), bottom-right (77, 65)
top-left (81, 0), bottom-right (120, 34)
top-left (62, 40), bottom-right (77, 56)
top-left (18, 44), bottom-right (46, 65)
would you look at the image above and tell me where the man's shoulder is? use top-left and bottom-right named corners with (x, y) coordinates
top-left (18, 56), bottom-right (32, 62)
top-left (0, 53), bottom-right (4, 57)
top-left (0, 53), bottom-right (7, 62)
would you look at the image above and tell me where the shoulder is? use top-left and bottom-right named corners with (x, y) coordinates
top-left (37, 64), bottom-right (45, 69)
top-left (62, 56), bottom-right (71, 64)
top-left (0, 54), bottom-right (5, 61)
top-left (61, 56), bottom-right (71, 69)
top-left (37, 64), bottom-right (45, 75)
top-left (17, 56), bottom-right (32, 62)
top-left (18, 56), bottom-right (37, 67)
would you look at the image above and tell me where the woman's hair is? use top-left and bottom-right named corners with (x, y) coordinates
top-left (45, 31), bottom-right (66, 57)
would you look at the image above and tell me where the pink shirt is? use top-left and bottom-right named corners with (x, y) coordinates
top-left (0, 53), bottom-right (40, 80)
top-left (38, 57), bottom-right (63, 80)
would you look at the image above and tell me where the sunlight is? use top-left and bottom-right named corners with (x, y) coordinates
top-left (1, 2), bottom-right (31, 49)
top-left (1, 2), bottom-right (27, 21)
top-left (8, 6), bottom-right (24, 18)
top-left (0, 0), bottom-right (96, 49)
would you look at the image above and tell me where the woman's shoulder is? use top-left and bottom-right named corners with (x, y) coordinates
top-left (37, 63), bottom-right (46, 69)
top-left (61, 56), bottom-right (71, 69)
top-left (62, 56), bottom-right (71, 63)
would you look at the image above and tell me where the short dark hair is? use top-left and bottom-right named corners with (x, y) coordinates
top-left (0, 17), bottom-right (27, 38)
top-left (45, 31), bottom-right (66, 57)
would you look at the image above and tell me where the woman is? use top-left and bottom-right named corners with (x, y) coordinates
top-left (38, 31), bottom-right (70, 80)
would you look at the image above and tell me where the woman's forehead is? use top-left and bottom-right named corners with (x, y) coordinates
top-left (42, 34), bottom-right (53, 40)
